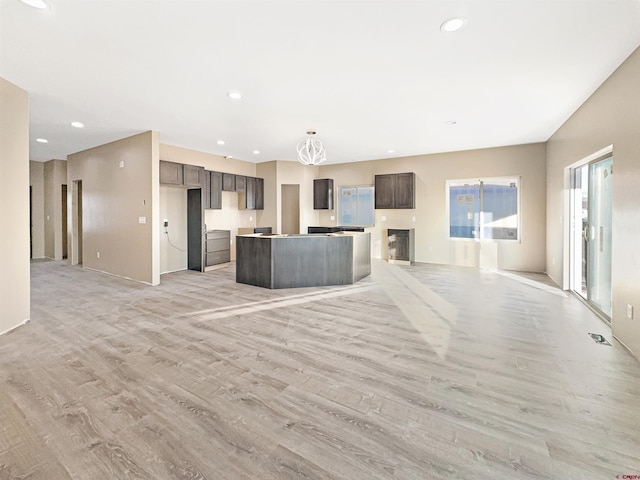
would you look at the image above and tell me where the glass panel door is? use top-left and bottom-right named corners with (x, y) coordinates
top-left (570, 156), bottom-right (612, 319)
top-left (588, 157), bottom-right (613, 317)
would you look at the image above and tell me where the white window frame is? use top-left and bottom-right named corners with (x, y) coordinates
top-left (446, 176), bottom-right (521, 242)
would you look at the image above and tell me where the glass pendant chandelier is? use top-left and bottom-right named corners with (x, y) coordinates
top-left (297, 130), bottom-right (326, 165)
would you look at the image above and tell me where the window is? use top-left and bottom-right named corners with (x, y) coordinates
top-left (447, 177), bottom-right (519, 240)
top-left (338, 186), bottom-right (375, 226)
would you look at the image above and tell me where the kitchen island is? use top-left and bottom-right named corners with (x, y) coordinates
top-left (236, 232), bottom-right (371, 289)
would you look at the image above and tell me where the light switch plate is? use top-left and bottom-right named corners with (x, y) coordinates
top-left (138, 216), bottom-right (147, 224)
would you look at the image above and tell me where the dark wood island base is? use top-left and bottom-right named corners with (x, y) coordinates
top-left (236, 232), bottom-right (371, 289)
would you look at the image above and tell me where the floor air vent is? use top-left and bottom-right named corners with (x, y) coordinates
top-left (588, 333), bottom-right (611, 346)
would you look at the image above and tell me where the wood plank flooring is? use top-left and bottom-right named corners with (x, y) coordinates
top-left (1, 259), bottom-right (639, 479)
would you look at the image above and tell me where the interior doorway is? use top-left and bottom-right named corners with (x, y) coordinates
top-left (187, 188), bottom-right (204, 272)
top-left (281, 184), bottom-right (300, 234)
top-left (61, 184), bottom-right (68, 260)
top-left (30, 186), bottom-right (33, 259)
top-left (570, 155), bottom-right (613, 320)
top-left (72, 180), bottom-right (83, 265)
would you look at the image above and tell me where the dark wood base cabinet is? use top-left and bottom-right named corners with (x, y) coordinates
top-left (387, 228), bottom-right (415, 265)
top-left (206, 230), bottom-right (230, 267)
top-left (236, 233), bottom-right (371, 289)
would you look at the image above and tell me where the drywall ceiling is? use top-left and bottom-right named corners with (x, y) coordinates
top-left (2, 0), bottom-right (640, 164)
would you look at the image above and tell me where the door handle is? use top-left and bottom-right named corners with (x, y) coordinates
top-left (583, 223), bottom-right (589, 242)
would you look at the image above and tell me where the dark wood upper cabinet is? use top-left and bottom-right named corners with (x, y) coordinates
top-left (210, 171), bottom-right (222, 209)
top-left (375, 172), bottom-right (415, 209)
top-left (183, 164), bottom-right (205, 187)
top-left (235, 175), bottom-right (246, 193)
top-left (255, 177), bottom-right (264, 210)
top-left (374, 174), bottom-right (395, 209)
top-left (203, 171), bottom-right (211, 209)
top-left (245, 177), bottom-right (256, 210)
top-left (160, 161), bottom-right (204, 188)
top-left (222, 173), bottom-right (236, 191)
top-left (394, 173), bottom-right (415, 209)
top-left (160, 161), bottom-right (183, 185)
top-left (314, 178), bottom-right (334, 210)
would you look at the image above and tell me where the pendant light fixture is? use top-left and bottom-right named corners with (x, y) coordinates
top-left (297, 130), bottom-right (327, 165)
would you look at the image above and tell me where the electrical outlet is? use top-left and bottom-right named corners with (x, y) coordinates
top-left (627, 304), bottom-right (634, 319)
top-left (411, 216), bottom-right (416, 222)
top-left (96, 251), bottom-right (100, 259)
top-left (330, 215), bottom-right (335, 221)
top-left (163, 219), bottom-right (168, 227)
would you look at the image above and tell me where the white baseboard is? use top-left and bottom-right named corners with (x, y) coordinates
top-left (0, 318), bottom-right (29, 336)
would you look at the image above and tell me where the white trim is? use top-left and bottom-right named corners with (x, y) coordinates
top-left (84, 266), bottom-right (155, 286)
top-left (446, 176), bottom-right (521, 242)
top-left (0, 319), bottom-right (29, 336)
top-left (568, 144), bottom-right (613, 169)
top-left (562, 144), bottom-right (614, 291)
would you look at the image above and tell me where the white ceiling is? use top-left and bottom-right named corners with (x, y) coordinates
top-left (2, 0), bottom-right (640, 164)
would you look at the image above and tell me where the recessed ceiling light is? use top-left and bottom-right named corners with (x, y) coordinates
top-left (227, 92), bottom-right (242, 100)
top-left (217, 140), bottom-right (225, 145)
top-left (18, 0), bottom-right (48, 9)
top-left (387, 149), bottom-right (395, 154)
top-left (253, 150), bottom-right (260, 155)
top-left (440, 17), bottom-right (467, 32)
top-left (71, 121), bottom-right (84, 128)
top-left (36, 138), bottom-right (48, 143)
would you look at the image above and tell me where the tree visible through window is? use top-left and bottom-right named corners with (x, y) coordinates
top-left (447, 177), bottom-right (519, 240)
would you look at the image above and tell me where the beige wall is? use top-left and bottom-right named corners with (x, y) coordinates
top-left (43, 159), bottom-right (67, 260)
top-left (67, 131), bottom-right (159, 285)
top-left (256, 161), bottom-right (277, 231)
top-left (29, 161), bottom-right (45, 259)
top-left (0, 78), bottom-right (30, 334)
top-left (160, 186), bottom-right (188, 274)
top-left (273, 161), bottom-right (320, 234)
top-left (159, 144), bottom-right (257, 261)
top-left (281, 184), bottom-right (301, 234)
top-left (547, 46), bottom-right (640, 357)
top-left (316, 143), bottom-right (547, 271)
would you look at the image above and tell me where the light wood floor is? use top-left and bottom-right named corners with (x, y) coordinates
top-left (1, 260), bottom-right (639, 479)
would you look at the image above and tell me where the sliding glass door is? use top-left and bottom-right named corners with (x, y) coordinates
top-left (570, 156), bottom-right (613, 319)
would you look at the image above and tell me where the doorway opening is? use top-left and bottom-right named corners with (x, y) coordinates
top-left (30, 186), bottom-right (33, 259)
top-left (187, 188), bottom-right (203, 272)
top-left (281, 184), bottom-right (300, 234)
top-left (72, 180), bottom-right (83, 265)
top-left (569, 153), bottom-right (613, 320)
top-left (62, 184), bottom-right (68, 260)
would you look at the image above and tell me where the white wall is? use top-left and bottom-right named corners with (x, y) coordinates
top-left (0, 77), bottom-right (30, 334)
